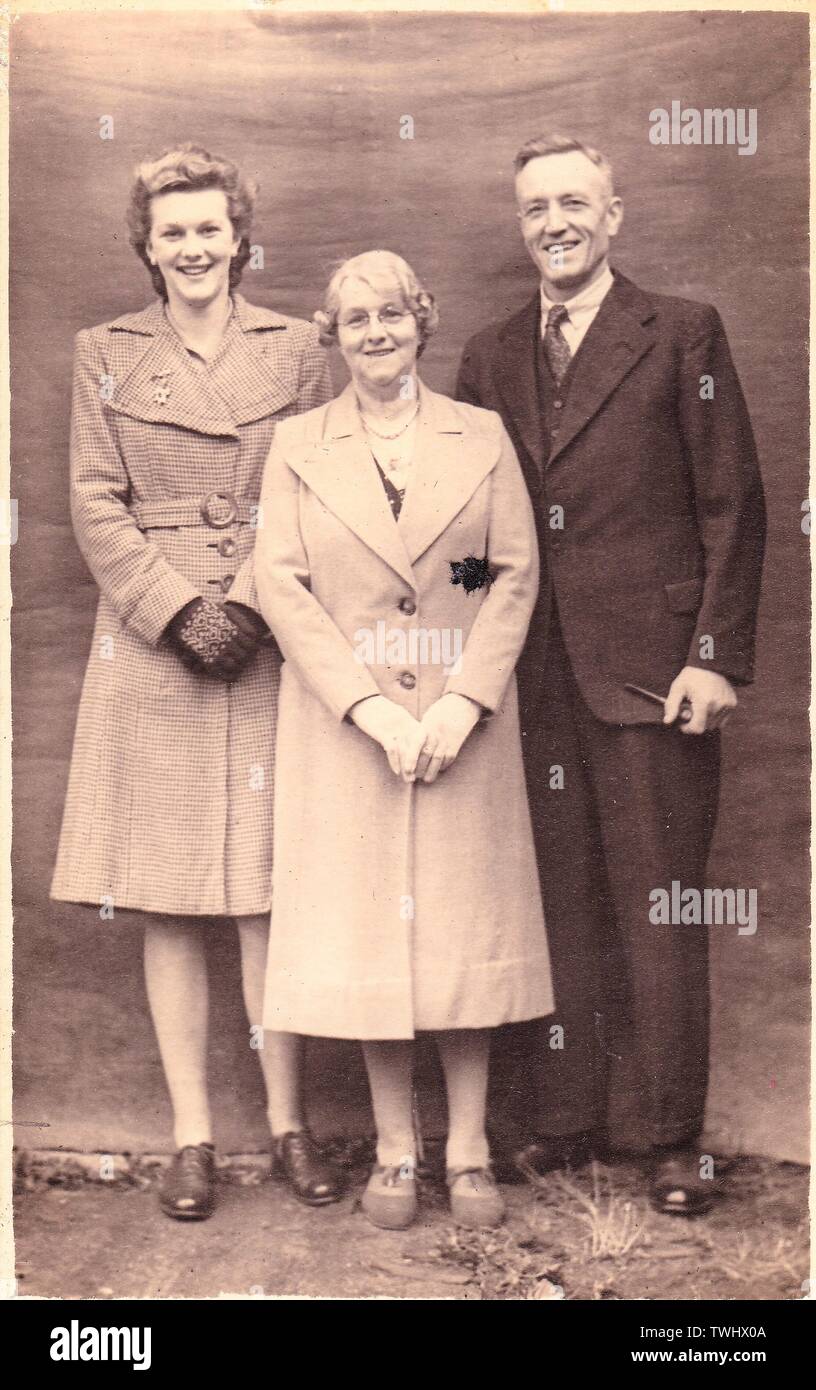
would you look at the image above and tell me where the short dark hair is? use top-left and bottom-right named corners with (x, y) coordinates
top-left (127, 144), bottom-right (257, 299)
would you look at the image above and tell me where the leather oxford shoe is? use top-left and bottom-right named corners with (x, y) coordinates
top-left (649, 1149), bottom-right (721, 1217)
top-left (273, 1130), bottom-right (345, 1206)
top-left (159, 1143), bottom-right (217, 1221)
top-left (491, 1129), bottom-right (599, 1183)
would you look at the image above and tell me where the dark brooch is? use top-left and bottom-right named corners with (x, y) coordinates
top-left (449, 554), bottom-right (495, 594)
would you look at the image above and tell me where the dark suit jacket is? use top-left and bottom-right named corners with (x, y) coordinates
top-left (455, 271), bottom-right (767, 724)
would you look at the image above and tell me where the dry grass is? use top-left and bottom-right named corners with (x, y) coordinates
top-left (427, 1155), bottom-right (809, 1300)
top-left (552, 1163), bottom-right (646, 1257)
top-left (14, 1147), bottom-right (809, 1301)
top-left (699, 1230), bottom-right (805, 1285)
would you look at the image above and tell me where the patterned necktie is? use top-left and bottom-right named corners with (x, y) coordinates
top-left (544, 303), bottom-right (571, 386)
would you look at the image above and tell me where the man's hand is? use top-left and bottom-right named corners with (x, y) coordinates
top-left (349, 695), bottom-right (426, 781)
top-left (664, 667), bottom-right (737, 734)
top-left (414, 693), bottom-right (483, 783)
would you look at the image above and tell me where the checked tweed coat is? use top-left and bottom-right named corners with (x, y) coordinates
top-left (255, 382), bottom-right (554, 1039)
top-left (50, 294), bottom-right (332, 917)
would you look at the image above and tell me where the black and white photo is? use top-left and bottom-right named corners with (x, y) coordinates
top-left (4, 1), bottom-right (810, 1317)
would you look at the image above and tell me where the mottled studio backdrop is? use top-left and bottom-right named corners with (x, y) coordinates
top-left (10, 8), bottom-right (809, 1160)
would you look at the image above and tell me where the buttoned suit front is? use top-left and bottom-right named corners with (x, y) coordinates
top-left (254, 382), bottom-right (554, 1040)
top-left (456, 271), bottom-right (766, 1148)
top-left (51, 294), bottom-right (332, 917)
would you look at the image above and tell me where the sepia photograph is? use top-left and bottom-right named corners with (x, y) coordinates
top-left (3, 0), bottom-right (811, 1325)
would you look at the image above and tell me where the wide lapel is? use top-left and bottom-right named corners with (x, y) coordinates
top-left (210, 296), bottom-right (299, 425)
top-left (547, 273), bottom-right (658, 467)
top-left (397, 383), bottom-right (500, 567)
top-left (493, 295), bottom-right (545, 487)
top-left (285, 383), bottom-right (416, 589)
top-left (106, 303), bottom-right (239, 438)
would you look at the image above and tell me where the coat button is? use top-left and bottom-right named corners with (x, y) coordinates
top-left (553, 399), bottom-right (563, 410)
top-left (398, 597), bottom-right (416, 616)
top-left (218, 536), bottom-right (237, 558)
top-left (399, 672), bottom-right (416, 690)
top-left (221, 574), bottom-right (235, 593)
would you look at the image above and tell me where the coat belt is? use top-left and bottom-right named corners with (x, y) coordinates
top-left (130, 493), bottom-right (258, 530)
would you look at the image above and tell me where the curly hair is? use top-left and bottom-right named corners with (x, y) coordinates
top-left (313, 250), bottom-right (439, 357)
top-left (127, 144), bottom-right (257, 299)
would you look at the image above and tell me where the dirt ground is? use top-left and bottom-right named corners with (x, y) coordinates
top-left (12, 1147), bottom-right (809, 1301)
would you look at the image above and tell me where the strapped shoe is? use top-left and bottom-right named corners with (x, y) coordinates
top-left (447, 1167), bottom-right (506, 1228)
top-left (273, 1130), bottom-right (345, 1207)
top-left (159, 1143), bottom-right (217, 1221)
top-left (361, 1164), bottom-right (418, 1230)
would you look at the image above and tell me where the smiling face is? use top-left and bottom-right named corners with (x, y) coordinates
top-left (147, 187), bottom-right (240, 309)
top-left (335, 276), bottom-right (420, 396)
top-left (515, 151), bottom-right (623, 299)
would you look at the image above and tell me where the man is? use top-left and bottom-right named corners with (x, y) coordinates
top-left (456, 134), bottom-right (765, 1213)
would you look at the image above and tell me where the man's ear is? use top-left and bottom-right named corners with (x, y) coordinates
top-left (607, 197), bottom-right (624, 238)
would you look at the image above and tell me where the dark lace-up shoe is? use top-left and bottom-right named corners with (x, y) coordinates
top-left (273, 1131), bottom-right (345, 1207)
top-left (649, 1149), bottom-right (721, 1217)
top-left (159, 1143), bottom-right (217, 1221)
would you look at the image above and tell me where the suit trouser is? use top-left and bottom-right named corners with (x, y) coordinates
top-left (489, 607), bottom-right (721, 1152)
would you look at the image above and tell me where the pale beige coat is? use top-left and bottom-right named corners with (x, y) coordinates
top-left (255, 382), bottom-right (554, 1038)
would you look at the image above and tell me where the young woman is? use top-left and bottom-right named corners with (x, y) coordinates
top-left (51, 145), bottom-right (343, 1219)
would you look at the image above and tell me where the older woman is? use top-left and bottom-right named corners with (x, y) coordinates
top-left (255, 251), bottom-right (554, 1230)
top-left (51, 145), bottom-right (344, 1218)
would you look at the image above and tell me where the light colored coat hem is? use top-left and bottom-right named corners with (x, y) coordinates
top-left (263, 953), bottom-right (555, 1040)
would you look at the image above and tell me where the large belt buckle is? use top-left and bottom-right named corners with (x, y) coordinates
top-left (200, 490), bottom-right (239, 529)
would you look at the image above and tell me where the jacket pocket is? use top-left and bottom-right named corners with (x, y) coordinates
top-left (664, 576), bottom-right (704, 614)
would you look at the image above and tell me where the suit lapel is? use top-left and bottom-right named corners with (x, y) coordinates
top-left (547, 273), bottom-right (658, 466)
top-left (494, 296), bottom-right (544, 484)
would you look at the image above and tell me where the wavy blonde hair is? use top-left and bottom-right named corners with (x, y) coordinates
top-left (313, 250), bottom-right (439, 356)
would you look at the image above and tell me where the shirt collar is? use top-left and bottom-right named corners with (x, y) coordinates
top-left (540, 263), bottom-right (615, 325)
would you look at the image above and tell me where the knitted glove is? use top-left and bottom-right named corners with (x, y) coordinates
top-left (166, 598), bottom-right (262, 681)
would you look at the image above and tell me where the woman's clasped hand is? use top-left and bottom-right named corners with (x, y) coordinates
top-left (166, 597), bottom-right (269, 680)
top-left (350, 691), bottom-right (482, 783)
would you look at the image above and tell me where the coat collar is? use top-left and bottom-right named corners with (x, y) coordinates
top-left (107, 293), bottom-right (293, 337)
top-left (285, 380), bottom-right (501, 588)
top-left (105, 295), bottom-right (299, 437)
top-left (495, 271), bottom-right (658, 473)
